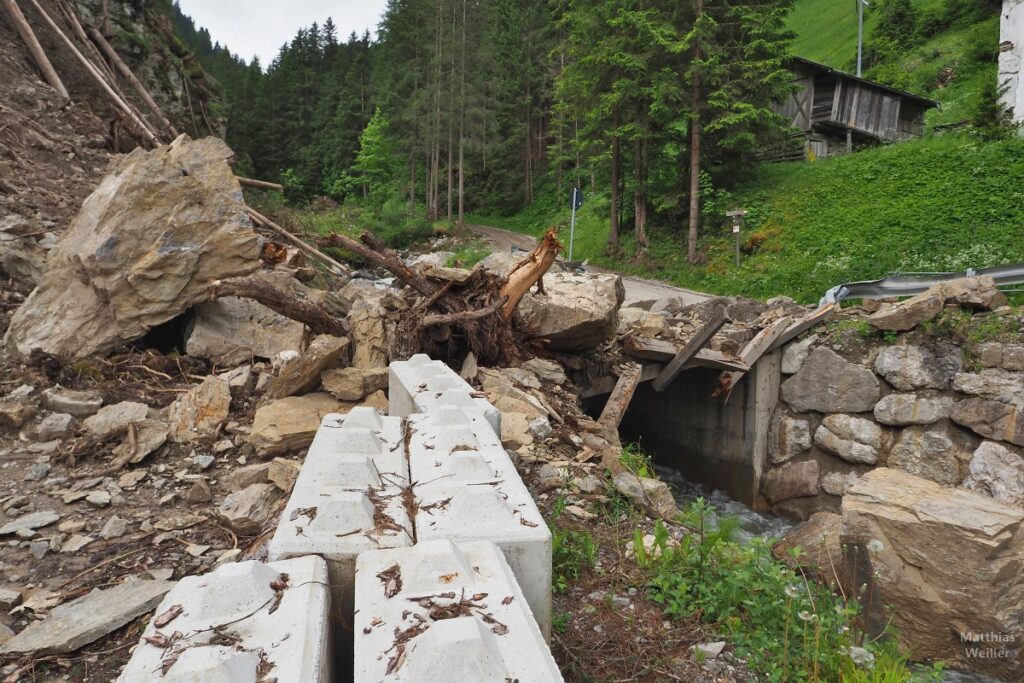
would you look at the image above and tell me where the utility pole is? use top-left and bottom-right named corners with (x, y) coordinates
top-left (848, 0), bottom-right (869, 154)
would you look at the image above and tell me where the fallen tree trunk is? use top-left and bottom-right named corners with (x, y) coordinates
top-left (246, 208), bottom-right (351, 278)
top-left (208, 275), bottom-right (346, 338)
top-left (499, 228), bottom-right (561, 319)
top-left (236, 176), bottom-right (283, 192)
top-left (1, 0), bottom-right (69, 101)
top-left (85, 24), bottom-right (178, 139)
top-left (25, 0), bottom-right (158, 147)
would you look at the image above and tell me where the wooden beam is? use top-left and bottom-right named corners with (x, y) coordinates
top-left (652, 306), bottom-right (727, 392)
top-left (236, 176), bottom-right (283, 192)
top-left (623, 335), bottom-right (676, 362)
top-left (714, 316), bottom-right (792, 397)
top-left (597, 362), bottom-right (642, 430)
top-left (1, 0), bottom-right (69, 101)
top-left (686, 349), bottom-right (748, 373)
top-left (767, 303), bottom-right (836, 352)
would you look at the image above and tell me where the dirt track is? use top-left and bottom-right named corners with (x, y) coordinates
top-left (466, 224), bottom-right (711, 307)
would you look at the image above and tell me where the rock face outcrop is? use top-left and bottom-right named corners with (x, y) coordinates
top-left (841, 468), bottom-right (1024, 679)
top-left (4, 136), bottom-right (260, 358)
top-left (517, 272), bottom-right (625, 351)
top-left (780, 347), bottom-right (880, 413)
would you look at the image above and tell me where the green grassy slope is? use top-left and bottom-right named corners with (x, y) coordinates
top-left (786, 0), bottom-right (999, 126)
top-left (474, 134), bottom-right (1024, 304)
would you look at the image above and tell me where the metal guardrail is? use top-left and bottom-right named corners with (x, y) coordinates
top-left (820, 263), bottom-right (1024, 306)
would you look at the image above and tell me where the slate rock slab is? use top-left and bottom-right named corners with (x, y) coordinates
top-left (0, 579), bottom-right (173, 654)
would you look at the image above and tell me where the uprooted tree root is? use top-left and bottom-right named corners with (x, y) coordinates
top-left (321, 228), bottom-right (563, 366)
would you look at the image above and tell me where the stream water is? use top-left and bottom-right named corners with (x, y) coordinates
top-left (655, 465), bottom-right (1005, 683)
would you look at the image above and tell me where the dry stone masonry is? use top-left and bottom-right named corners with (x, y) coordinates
top-left (769, 317), bottom-right (1024, 677)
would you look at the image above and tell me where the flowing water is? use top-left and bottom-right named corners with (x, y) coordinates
top-left (656, 465), bottom-right (1005, 683)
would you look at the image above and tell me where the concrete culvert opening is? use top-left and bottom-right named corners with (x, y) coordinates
top-left (600, 353), bottom-right (781, 511)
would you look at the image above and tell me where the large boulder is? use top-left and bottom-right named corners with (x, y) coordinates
top-left (349, 298), bottom-right (389, 369)
top-left (887, 423), bottom-right (975, 486)
top-left (951, 398), bottom-right (1024, 447)
top-left (762, 460), bottom-right (819, 504)
top-left (814, 414), bottom-right (884, 465)
top-left (873, 392), bottom-right (953, 426)
top-left (517, 272), bottom-right (624, 351)
top-left (841, 468), bottom-right (1024, 678)
top-left (167, 376), bottom-right (231, 444)
top-left (264, 335), bottom-right (349, 399)
top-left (185, 273), bottom-right (306, 365)
top-left (962, 441), bottom-right (1024, 508)
top-left (767, 411), bottom-right (812, 464)
top-left (873, 343), bottom-right (961, 391)
top-left (248, 392), bottom-right (386, 456)
top-left (937, 275), bottom-right (1008, 310)
top-left (867, 291), bottom-right (943, 331)
top-left (780, 347), bottom-right (880, 413)
top-left (953, 369), bottom-right (1024, 407)
top-left (4, 137), bottom-right (260, 358)
top-left (772, 512), bottom-right (843, 587)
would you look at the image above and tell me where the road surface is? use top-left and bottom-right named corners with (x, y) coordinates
top-left (466, 224), bottom-right (710, 307)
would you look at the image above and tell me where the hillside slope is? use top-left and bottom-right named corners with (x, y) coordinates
top-left (787, 0), bottom-right (1001, 126)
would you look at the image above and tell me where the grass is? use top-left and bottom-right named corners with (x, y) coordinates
top-left (786, 0), bottom-right (1000, 128)
top-left (475, 133), bottom-right (1024, 303)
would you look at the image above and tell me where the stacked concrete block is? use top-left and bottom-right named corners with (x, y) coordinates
top-left (267, 407), bottom-right (412, 613)
top-left (354, 539), bottom-right (563, 682)
top-left (388, 353), bottom-right (501, 434)
top-left (407, 405), bottom-right (551, 638)
top-left (118, 556), bottom-right (330, 682)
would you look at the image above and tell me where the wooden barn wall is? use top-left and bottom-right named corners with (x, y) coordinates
top-left (835, 82), bottom-right (901, 138)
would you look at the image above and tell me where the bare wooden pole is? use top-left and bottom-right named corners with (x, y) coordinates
top-left (85, 24), bottom-right (178, 138)
top-left (236, 176), bottom-right (283, 192)
top-left (246, 208), bottom-right (351, 277)
top-left (1, 0), bottom-right (69, 101)
top-left (25, 0), bottom-right (158, 147)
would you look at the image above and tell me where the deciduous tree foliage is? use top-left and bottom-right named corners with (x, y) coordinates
top-left (168, 0), bottom-right (793, 254)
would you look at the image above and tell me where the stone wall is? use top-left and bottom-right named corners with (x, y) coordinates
top-left (765, 332), bottom-right (1024, 519)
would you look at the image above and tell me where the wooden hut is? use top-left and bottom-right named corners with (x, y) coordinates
top-left (771, 57), bottom-right (940, 160)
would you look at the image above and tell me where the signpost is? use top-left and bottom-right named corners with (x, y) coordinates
top-left (726, 209), bottom-right (748, 268)
top-left (568, 187), bottom-right (584, 262)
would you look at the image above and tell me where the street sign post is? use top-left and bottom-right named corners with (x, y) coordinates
top-left (726, 209), bottom-right (748, 268)
top-left (569, 187), bottom-right (584, 261)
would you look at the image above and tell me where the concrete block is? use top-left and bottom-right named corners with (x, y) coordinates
top-left (388, 354), bottom-right (501, 434)
top-left (117, 556), bottom-right (330, 683)
top-left (408, 407), bottom-right (551, 638)
top-left (354, 539), bottom-right (562, 682)
top-left (267, 407), bottom-right (412, 615)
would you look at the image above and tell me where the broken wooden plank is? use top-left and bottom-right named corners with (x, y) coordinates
top-left (652, 306), bottom-right (728, 392)
top-left (714, 316), bottom-right (792, 397)
top-left (598, 362), bottom-right (643, 430)
top-left (623, 336), bottom-right (677, 362)
top-left (580, 363), bottom-right (663, 399)
top-left (685, 349), bottom-right (748, 373)
top-left (767, 303), bottom-right (836, 352)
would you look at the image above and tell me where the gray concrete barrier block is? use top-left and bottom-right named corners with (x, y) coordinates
top-left (388, 354), bottom-right (501, 434)
top-left (354, 539), bottom-right (563, 682)
top-left (267, 407), bottom-right (412, 614)
top-left (117, 556), bottom-right (330, 682)
top-left (408, 406), bottom-right (551, 638)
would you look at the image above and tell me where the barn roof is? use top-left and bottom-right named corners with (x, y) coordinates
top-left (790, 56), bottom-right (940, 108)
